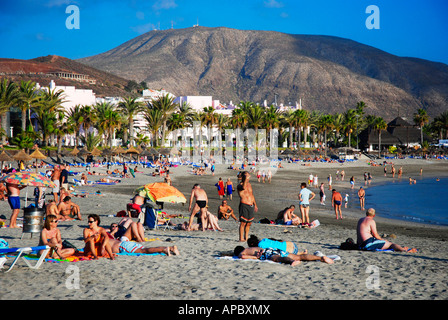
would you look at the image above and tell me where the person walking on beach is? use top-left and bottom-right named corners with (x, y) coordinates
top-left (187, 184), bottom-right (208, 231)
top-left (298, 182), bottom-right (315, 225)
top-left (237, 171), bottom-right (258, 242)
top-left (357, 208), bottom-right (417, 252)
top-left (350, 176), bottom-right (355, 189)
top-left (358, 186), bottom-right (366, 211)
top-left (331, 189), bottom-right (343, 220)
top-left (328, 174), bottom-right (332, 190)
top-left (216, 177), bottom-right (225, 200)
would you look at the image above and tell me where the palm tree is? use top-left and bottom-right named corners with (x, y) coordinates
top-left (0, 79), bottom-right (19, 144)
top-left (230, 106), bottom-right (248, 130)
top-left (264, 105), bottom-right (280, 146)
top-left (413, 108), bottom-right (429, 146)
top-left (18, 80), bottom-right (38, 132)
top-left (343, 109), bottom-right (357, 148)
top-left (118, 97), bottom-right (144, 146)
top-left (147, 94), bottom-right (178, 147)
top-left (143, 106), bottom-right (164, 147)
top-left (432, 111), bottom-right (448, 139)
top-left (201, 106), bottom-right (218, 145)
top-left (332, 112), bottom-right (345, 147)
top-left (32, 87), bottom-right (66, 146)
top-left (246, 104), bottom-right (265, 149)
top-left (319, 114), bottom-right (334, 157)
top-left (95, 102), bottom-right (122, 148)
top-left (66, 105), bottom-right (84, 147)
top-left (281, 110), bottom-right (296, 148)
top-left (373, 116), bottom-right (388, 158)
top-left (78, 105), bottom-right (97, 138)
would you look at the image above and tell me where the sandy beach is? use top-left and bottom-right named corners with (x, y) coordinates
top-left (1, 156), bottom-right (447, 302)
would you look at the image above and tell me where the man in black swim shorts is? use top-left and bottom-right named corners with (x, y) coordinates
top-left (188, 184), bottom-right (208, 231)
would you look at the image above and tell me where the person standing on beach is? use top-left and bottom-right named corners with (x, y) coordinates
top-left (358, 187), bottom-right (366, 211)
top-left (51, 165), bottom-right (61, 203)
top-left (237, 171), bottom-right (258, 242)
top-left (357, 208), bottom-right (417, 252)
top-left (187, 184), bottom-right (208, 231)
top-left (298, 182), bottom-right (315, 225)
top-left (225, 178), bottom-right (234, 200)
top-left (60, 165), bottom-right (69, 191)
top-left (6, 182), bottom-right (26, 228)
top-left (319, 183), bottom-right (326, 205)
top-left (331, 189), bottom-right (343, 220)
top-left (328, 174), bottom-right (332, 190)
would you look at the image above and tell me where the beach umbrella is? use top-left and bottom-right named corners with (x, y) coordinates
top-left (0, 150), bottom-right (13, 171)
top-left (69, 146), bottom-right (80, 156)
top-left (13, 149), bottom-right (33, 162)
top-left (29, 148), bottom-right (47, 172)
top-left (135, 182), bottom-right (186, 204)
top-left (90, 147), bottom-right (102, 157)
top-left (125, 145), bottom-right (140, 162)
top-left (1, 171), bottom-right (55, 207)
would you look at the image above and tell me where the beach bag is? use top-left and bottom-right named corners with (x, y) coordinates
top-left (62, 240), bottom-right (79, 253)
top-left (339, 238), bottom-right (359, 250)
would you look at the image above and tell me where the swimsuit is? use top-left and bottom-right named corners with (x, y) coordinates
top-left (227, 185), bottom-right (233, 195)
top-left (260, 248), bottom-right (289, 261)
top-left (119, 240), bottom-right (144, 253)
top-left (196, 200), bottom-right (207, 208)
top-left (239, 203), bottom-right (255, 223)
top-left (359, 237), bottom-right (386, 251)
top-left (8, 196), bottom-right (20, 210)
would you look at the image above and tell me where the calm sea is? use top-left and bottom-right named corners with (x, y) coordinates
top-left (363, 176), bottom-right (448, 226)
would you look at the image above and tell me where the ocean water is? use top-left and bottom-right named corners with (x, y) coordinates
top-left (364, 176), bottom-right (448, 226)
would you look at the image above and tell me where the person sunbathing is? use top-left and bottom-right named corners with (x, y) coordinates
top-left (233, 246), bottom-right (334, 266)
top-left (58, 196), bottom-right (82, 220)
top-left (83, 214), bottom-right (115, 260)
top-left (108, 217), bottom-right (145, 242)
top-left (39, 214), bottom-right (75, 259)
top-left (108, 238), bottom-right (179, 256)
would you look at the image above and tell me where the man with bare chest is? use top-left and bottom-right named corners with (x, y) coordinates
top-left (51, 166), bottom-right (61, 203)
top-left (57, 196), bottom-right (82, 220)
top-left (187, 184), bottom-right (208, 231)
top-left (237, 171), bottom-right (258, 242)
top-left (6, 183), bottom-right (26, 228)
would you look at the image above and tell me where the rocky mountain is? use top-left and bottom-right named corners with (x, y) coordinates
top-left (0, 55), bottom-right (132, 97)
top-left (78, 26), bottom-right (448, 119)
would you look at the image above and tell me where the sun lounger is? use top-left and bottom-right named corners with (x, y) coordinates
top-left (0, 245), bottom-right (50, 272)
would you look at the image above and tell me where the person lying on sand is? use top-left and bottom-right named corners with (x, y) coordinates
top-left (233, 246), bottom-right (334, 266)
top-left (247, 235), bottom-right (307, 255)
top-left (108, 217), bottom-right (146, 242)
top-left (109, 238), bottom-right (179, 256)
top-left (357, 208), bottom-right (417, 253)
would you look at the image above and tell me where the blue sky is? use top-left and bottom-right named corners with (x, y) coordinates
top-left (1, 0), bottom-right (447, 64)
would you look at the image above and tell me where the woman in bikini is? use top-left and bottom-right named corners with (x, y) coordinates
top-left (83, 214), bottom-right (115, 260)
top-left (39, 215), bottom-right (75, 259)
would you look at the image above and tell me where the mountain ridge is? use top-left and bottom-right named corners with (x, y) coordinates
top-left (77, 27), bottom-right (448, 118)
